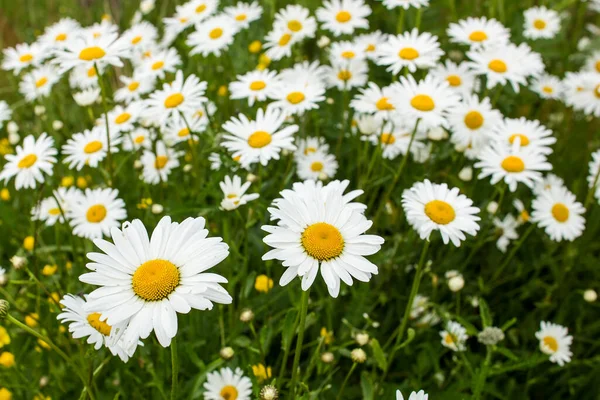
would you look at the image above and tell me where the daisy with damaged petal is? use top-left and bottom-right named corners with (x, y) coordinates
top-left (268, 81), bottom-right (326, 116)
top-left (2, 42), bottom-right (44, 75)
top-left (523, 6), bottom-right (561, 40)
top-left (144, 70), bottom-right (207, 125)
top-left (350, 82), bottom-right (398, 121)
top-left (531, 74), bottom-right (563, 100)
top-left (273, 5), bottom-right (317, 42)
top-left (0, 133), bottom-right (57, 190)
top-left (430, 60), bottom-right (478, 99)
top-left (140, 141), bottom-right (182, 185)
top-left (203, 367), bottom-right (252, 400)
top-left (32, 187), bottom-right (83, 226)
top-left (475, 139), bottom-right (553, 192)
top-left (535, 321), bottom-right (573, 366)
top-left (221, 108), bottom-right (298, 167)
top-left (402, 180), bottom-right (480, 246)
top-left (490, 117), bottom-right (556, 156)
top-left (80, 216), bottom-right (232, 348)
top-left (440, 320), bottom-right (468, 351)
top-left (493, 214), bottom-right (519, 253)
top-left (447, 17), bottom-right (510, 49)
top-left (396, 390), bottom-right (429, 400)
top-left (114, 72), bottom-right (155, 104)
top-left (531, 186), bottom-right (585, 242)
top-left (68, 188), bottom-right (127, 239)
top-left (316, 0), bottom-right (371, 37)
top-left (187, 15), bottom-right (237, 57)
top-left (225, 1), bottom-right (263, 30)
top-left (366, 122), bottom-right (426, 160)
top-left (62, 126), bottom-right (122, 171)
top-left (296, 150), bottom-right (339, 181)
top-left (376, 29), bottom-right (443, 75)
top-left (0, 101), bottom-right (12, 128)
top-left (229, 69), bottom-right (281, 106)
top-left (52, 32), bottom-right (128, 74)
top-left (219, 175), bottom-right (259, 211)
top-left (140, 47), bottom-right (182, 80)
top-left (324, 60), bottom-right (368, 90)
top-left (262, 180), bottom-right (384, 298)
top-left (57, 294), bottom-right (136, 362)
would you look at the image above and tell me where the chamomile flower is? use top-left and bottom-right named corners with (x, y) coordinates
top-left (490, 117), bottom-right (556, 155)
top-left (402, 179), bottom-right (480, 246)
top-left (440, 320), bottom-right (468, 351)
top-left (114, 73), bottom-right (155, 104)
top-left (583, 50), bottom-right (600, 74)
top-left (140, 141), bottom-right (182, 184)
top-left (83, 19), bottom-right (119, 39)
top-left (32, 187), bottom-right (83, 226)
top-left (0, 133), bottom-right (57, 190)
top-left (2, 42), bottom-right (44, 75)
top-left (0, 101), bottom-right (12, 129)
top-left (104, 103), bottom-right (143, 134)
top-left (122, 21), bottom-right (158, 55)
top-left (523, 6), bottom-right (561, 40)
top-left (367, 122), bottom-right (426, 160)
top-left (262, 180), bottom-right (384, 297)
top-left (187, 15), bottom-right (237, 57)
top-left (186, 0), bottom-right (219, 24)
top-left (587, 149), bottom-right (600, 203)
top-left (229, 69), bottom-right (281, 106)
top-left (447, 17), bottom-right (510, 49)
top-left (535, 321), bottom-right (573, 366)
top-left (57, 294), bottom-right (136, 362)
top-left (329, 41), bottom-right (366, 64)
top-left (39, 18), bottom-right (81, 51)
top-left (221, 108), bottom-right (298, 167)
top-left (62, 126), bottom-right (122, 170)
top-left (73, 88), bottom-right (101, 106)
top-left (80, 216), bottom-right (232, 348)
top-left (324, 60), bottom-right (369, 90)
top-left (376, 29), bottom-right (443, 74)
top-left (269, 81), bottom-right (326, 116)
top-left (144, 70), bottom-right (207, 125)
top-left (224, 2), bottom-right (263, 30)
top-left (475, 139), bottom-right (553, 192)
top-left (209, 152), bottom-right (222, 170)
top-left (533, 173), bottom-right (565, 195)
top-left (279, 61), bottom-right (328, 86)
top-left (69, 63), bottom-right (102, 90)
top-left (273, 5), bottom-right (317, 41)
top-left (296, 150), bottom-right (339, 181)
top-left (430, 60), bottom-right (478, 99)
top-left (263, 28), bottom-right (297, 61)
top-left (162, 4), bottom-right (196, 43)
top-left (531, 186), bottom-right (585, 242)
top-left (219, 175), bottom-right (260, 211)
top-left (316, 0), bottom-right (371, 37)
top-left (562, 72), bottom-right (600, 117)
top-left (18, 65), bottom-right (60, 102)
top-left (350, 83), bottom-right (398, 121)
top-left (123, 128), bottom-right (154, 151)
top-left (513, 199), bottom-right (531, 224)
top-left (354, 31), bottom-right (387, 60)
top-left (140, 47), bottom-right (182, 79)
top-left (295, 137), bottom-right (330, 160)
top-left (53, 32), bottom-right (128, 74)
top-left (493, 214), bottom-right (519, 252)
top-left (396, 390), bottom-right (429, 400)
top-left (68, 188), bottom-right (127, 239)
top-left (203, 367), bottom-right (252, 400)
top-left (163, 114), bottom-right (204, 145)
top-left (531, 74), bottom-right (563, 100)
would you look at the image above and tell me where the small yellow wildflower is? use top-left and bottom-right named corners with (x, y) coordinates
top-left (23, 236), bottom-right (35, 251)
top-left (254, 274), bottom-right (274, 293)
top-left (42, 264), bottom-right (58, 276)
top-left (0, 327), bottom-right (10, 347)
top-left (252, 363), bottom-right (272, 382)
top-left (218, 85), bottom-right (228, 97)
top-left (249, 40), bottom-right (262, 54)
top-left (61, 176), bottom-right (74, 187)
top-left (76, 176), bottom-right (88, 189)
top-left (320, 327), bottom-right (334, 344)
top-left (0, 387), bottom-right (12, 400)
top-left (0, 189), bottom-right (9, 202)
top-left (25, 313), bottom-right (39, 328)
top-left (37, 338), bottom-right (51, 350)
top-left (0, 352), bottom-right (14, 368)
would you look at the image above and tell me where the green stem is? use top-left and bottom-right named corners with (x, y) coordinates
top-left (396, 8), bottom-right (405, 33)
top-left (473, 347), bottom-right (493, 399)
top-left (171, 337), bottom-right (179, 400)
top-left (336, 363), bottom-right (357, 400)
top-left (492, 224), bottom-right (535, 282)
top-left (289, 289), bottom-right (310, 396)
top-left (94, 62), bottom-right (114, 186)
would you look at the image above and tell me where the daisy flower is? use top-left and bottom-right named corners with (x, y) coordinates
top-left (123, 127), bottom-right (154, 151)
top-left (583, 50), bottom-right (600, 74)
top-left (262, 180), bottom-right (384, 297)
top-left (350, 82), bottom-right (398, 121)
top-left (531, 186), bottom-right (585, 242)
top-left (186, 0), bottom-right (219, 24)
top-left (533, 173), bottom-right (565, 196)
top-left (531, 74), bottom-right (563, 100)
top-left (38, 18), bottom-right (81, 51)
top-left (402, 179), bottom-right (481, 246)
top-left (475, 139), bottom-right (553, 192)
top-left (57, 294), bottom-right (136, 362)
top-left (535, 321), bottom-right (573, 366)
top-left (366, 122), bottom-right (426, 160)
top-left (62, 126), bottom-right (122, 171)
top-left (69, 64), bottom-right (102, 90)
top-left (18, 65), bottom-right (61, 102)
top-left (224, 1), bottom-right (263, 30)
top-left (268, 81), bottom-right (326, 116)
top-left (187, 15), bottom-right (237, 57)
top-left (587, 149), bottom-right (600, 203)
top-left (513, 199), bottom-right (531, 225)
top-left (203, 367), bottom-right (252, 400)
top-left (396, 390), bottom-right (429, 400)
top-left (440, 320), bottom-right (468, 351)
top-left (163, 114), bottom-right (205, 145)
top-left (80, 216), bottom-right (232, 347)
top-left (323, 60), bottom-right (369, 90)
top-left (493, 214), bottom-right (519, 253)
top-left (32, 187), bottom-right (83, 226)
top-left (295, 137), bottom-right (330, 160)
top-left (447, 17), bottom-right (510, 49)
top-left (375, 29), bottom-right (443, 75)
top-left (263, 28), bottom-right (297, 61)
top-left (140, 141), bottom-right (182, 185)
top-left (219, 175), bottom-right (260, 211)
top-left (122, 21), bottom-right (158, 55)
top-left (562, 72), bottom-right (600, 117)
top-left (316, 0), bottom-right (371, 37)
top-left (144, 70), bottom-right (207, 125)
top-left (229, 69), bottom-right (281, 106)
top-left (83, 19), bottom-right (119, 39)
top-left (273, 5), bottom-right (317, 41)
top-left (329, 41), bottom-right (366, 64)
top-left (0, 133), bottom-right (57, 190)
top-left (52, 32), bottom-right (128, 74)
top-left (162, 4), bottom-right (196, 44)
top-left (209, 152), bottom-right (222, 170)
top-left (430, 60), bottom-right (478, 99)
top-left (354, 31), bottom-right (387, 60)
top-left (296, 150), bottom-right (339, 181)
top-left (490, 117), bottom-right (556, 155)
top-left (278, 61), bottom-right (328, 86)
top-left (0, 101), bottom-right (12, 129)
top-left (221, 108), bottom-right (298, 167)
top-left (104, 103), bottom-right (143, 134)
top-left (2, 42), bottom-right (45, 75)
top-left (68, 188), bottom-right (127, 239)
top-left (523, 6), bottom-right (561, 40)
top-left (139, 47), bottom-right (182, 79)
top-left (114, 72), bottom-right (155, 104)
top-left (74, 88), bottom-right (101, 106)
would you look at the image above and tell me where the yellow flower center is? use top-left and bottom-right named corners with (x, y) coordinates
top-left (249, 80), bottom-right (266, 91)
top-left (131, 35), bottom-right (143, 44)
top-left (551, 203), bottom-right (569, 222)
top-left (534, 19), bottom-right (546, 30)
top-left (86, 204), bottom-right (107, 223)
top-left (152, 61), bottom-right (164, 70)
top-left (288, 20), bottom-right (303, 32)
top-left (501, 156), bottom-right (525, 173)
top-left (18, 154), bottom-right (37, 169)
top-left (424, 200), bottom-right (456, 225)
top-left (488, 59), bottom-right (507, 73)
top-left (336, 11), bottom-right (351, 23)
top-left (469, 30), bottom-right (488, 42)
top-left (155, 156), bottom-right (169, 169)
top-left (399, 47), bottom-right (419, 60)
top-left (287, 91), bottom-right (305, 104)
top-left (304, 147), bottom-right (317, 155)
top-left (366, 44), bottom-right (376, 52)
top-left (78, 46), bottom-right (106, 61)
top-left (178, 128), bottom-right (190, 137)
top-left (380, 133), bottom-right (396, 145)
top-left (48, 208), bottom-right (61, 216)
top-left (410, 94), bottom-right (435, 112)
top-left (164, 93), bottom-right (184, 108)
top-left (209, 28), bottom-right (223, 39)
top-left (196, 4), bottom-right (207, 13)
top-left (542, 336), bottom-right (558, 352)
top-left (134, 135), bottom-right (145, 144)
top-left (84, 140), bottom-right (103, 154)
top-left (337, 70), bottom-right (352, 81)
top-left (132, 259), bottom-right (180, 301)
top-left (235, 13), bottom-right (247, 21)
top-left (220, 385), bottom-right (238, 400)
top-left (595, 61), bottom-right (600, 73)
top-left (594, 84), bottom-right (600, 99)
top-left (311, 161), bottom-right (324, 172)
top-left (128, 81), bottom-right (140, 91)
top-left (542, 86), bottom-right (553, 94)
top-left (376, 97), bottom-right (395, 111)
top-left (279, 33), bottom-right (292, 46)
top-left (86, 312), bottom-right (112, 336)
top-left (446, 75), bottom-right (462, 87)
top-left (19, 53), bottom-right (33, 63)
top-left (301, 222), bottom-right (345, 261)
top-left (464, 111), bottom-right (484, 130)
top-left (55, 33), bottom-right (67, 41)
top-left (341, 51), bottom-right (355, 59)
top-left (444, 333), bottom-right (455, 345)
top-left (247, 130), bottom-right (272, 148)
top-left (35, 77), bottom-right (48, 88)
top-left (115, 112), bottom-right (131, 124)
top-left (508, 134), bottom-right (530, 146)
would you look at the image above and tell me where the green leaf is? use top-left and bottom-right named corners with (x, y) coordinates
top-left (360, 371), bottom-right (374, 400)
top-left (479, 298), bottom-right (492, 328)
top-left (370, 338), bottom-right (387, 371)
top-left (281, 310), bottom-right (298, 350)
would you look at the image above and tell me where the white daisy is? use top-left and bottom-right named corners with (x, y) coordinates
top-left (523, 6), bottom-right (561, 40)
top-left (273, 4), bottom-right (317, 41)
top-left (140, 141), bottom-right (182, 185)
top-left (354, 31), bottom-right (387, 60)
top-left (0, 101), bottom-right (12, 129)
top-left (447, 17), bottom-right (510, 49)
top-left (0, 133), bottom-right (57, 190)
top-left (62, 126), bottom-right (122, 171)
top-left (383, 0), bottom-right (429, 9)
top-left (531, 74), bottom-right (563, 100)
top-left (350, 82), bottom-right (398, 121)
top-left (316, 0), bottom-right (371, 37)
top-left (83, 20), bottom-right (119, 40)
top-left (38, 18), bottom-right (81, 51)
top-left (430, 60), bottom-right (478, 99)
top-left (295, 136), bottom-right (330, 160)
top-left (587, 149), bottom-right (600, 203)
top-left (278, 61), bottom-right (328, 86)
top-left (440, 320), bottom-right (468, 351)
top-left (323, 60), bottom-right (368, 90)
top-left (122, 21), bottom-right (158, 55)
top-left (123, 127), bottom-right (154, 152)
top-left (263, 27), bottom-right (297, 61)
top-left (209, 152), bottom-right (222, 171)
top-left (69, 63), bottom-right (102, 90)
top-left (229, 69), bottom-right (281, 106)
top-left (329, 41), bottom-right (366, 64)
top-left (104, 103), bottom-right (143, 134)
top-left (531, 186), bottom-right (585, 242)
top-left (375, 29), bottom-right (443, 75)
top-left (73, 88), bottom-right (101, 106)
top-left (268, 81), bottom-right (326, 116)
top-left (493, 214), bottom-right (519, 253)
top-left (52, 32), bottom-right (128, 74)
top-left (219, 175), bottom-right (260, 211)
top-left (562, 72), bottom-right (600, 117)
top-left (203, 367), bottom-right (252, 400)
top-left (187, 15), bottom-right (237, 57)
top-left (396, 390), bottom-right (429, 400)
top-left (2, 42), bottom-right (45, 75)
top-left (533, 173), bottom-right (565, 196)
top-left (162, 4), bottom-right (196, 44)
top-left (18, 64), bottom-right (61, 102)
top-left (296, 150), bottom-right (339, 181)
top-left (80, 216), bottom-right (232, 347)
top-left (68, 188), bottom-right (127, 239)
top-left (139, 47), bottom-right (182, 79)
top-left (583, 50), bottom-right (600, 74)
top-left (535, 321), bottom-right (573, 366)
top-left (186, 0), bottom-right (220, 24)
top-left (402, 179), bottom-right (481, 246)
top-left (163, 113), bottom-right (205, 145)
top-left (366, 122), bottom-right (426, 160)
top-left (114, 72), bottom-right (155, 104)
top-left (225, 2), bottom-right (263, 30)
top-left (32, 187), bottom-right (83, 226)
top-left (490, 117), bottom-right (556, 155)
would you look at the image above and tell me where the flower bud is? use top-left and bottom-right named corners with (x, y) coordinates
top-left (220, 346), bottom-right (234, 360)
top-left (350, 348), bottom-right (366, 363)
top-left (0, 300), bottom-right (8, 320)
top-left (240, 308), bottom-right (254, 323)
top-left (321, 352), bottom-right (334, 363)
top-left (151, 204), bottom-right (163, 215)
top-left (260, 385), bottom-right (279, 400)
top-left (584, 289), bottom-right (597, 303)
top-left (458, 166), bottom-right (472, 182)
top-left (52, 120), bottom-right (64, 130)
top-left (8, 132), bottom-right (20, 145)
top-left (477, 327), bottom-right (505, 346)
top-left (355, 332), bottom-right (369, 346)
